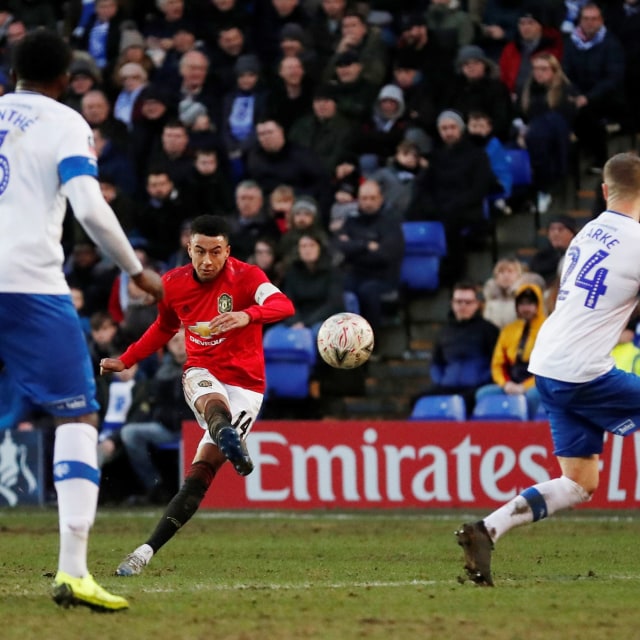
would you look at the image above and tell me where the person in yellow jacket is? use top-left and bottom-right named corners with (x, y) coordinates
top-left (611, 327), bottom-right (640, 375)
top-left (475, 283), bottom-right (546, 418)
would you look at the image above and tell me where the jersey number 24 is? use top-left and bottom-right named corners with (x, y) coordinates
top-left (557, 247), bottom-right (608, 309)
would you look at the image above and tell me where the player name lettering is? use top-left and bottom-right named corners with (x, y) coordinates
top-left (584, 226), bottom-right (620, 250)
top-left (0, 108), bottom-right (36, 132)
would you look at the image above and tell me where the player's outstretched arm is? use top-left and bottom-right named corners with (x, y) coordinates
top-left (64, 176), bottom-right (163, 296)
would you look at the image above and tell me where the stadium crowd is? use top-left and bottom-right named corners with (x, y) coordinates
top-left (3, 0), bottom-right (640, 503)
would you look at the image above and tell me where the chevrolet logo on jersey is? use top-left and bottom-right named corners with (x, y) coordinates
top-left (218, 293), bottom-right (232, 313)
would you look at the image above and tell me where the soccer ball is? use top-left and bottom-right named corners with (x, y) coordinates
top-left (317, 312), bottom-right (374, 369)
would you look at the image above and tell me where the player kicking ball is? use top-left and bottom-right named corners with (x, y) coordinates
top-left (99, 215), bottom-right (294, 576)
top-left (457, 152), bottom-right (640, 586)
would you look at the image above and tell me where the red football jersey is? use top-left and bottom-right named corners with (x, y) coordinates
top-left (120, 258), bottom-right (294, 392)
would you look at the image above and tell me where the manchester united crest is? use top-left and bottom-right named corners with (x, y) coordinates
top-left (218, 293), bottom-right (232, 313)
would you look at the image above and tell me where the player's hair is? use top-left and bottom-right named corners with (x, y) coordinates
top-left (190, 215), bottom-right (231, 241)
top-left (12, 29), bottom-right (72, 84)
top-left (603, 153), bottom-right (640, 202)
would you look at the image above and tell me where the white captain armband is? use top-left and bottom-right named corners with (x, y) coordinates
top-left (255, 282), bottom-right (281, 305)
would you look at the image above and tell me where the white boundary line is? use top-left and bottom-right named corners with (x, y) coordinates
top-left (105, 510), bottom-right (640, 523)
top-left (3, 509), bottom-right (640, 523)
top-left (141, 579), bottom-right (445, 594)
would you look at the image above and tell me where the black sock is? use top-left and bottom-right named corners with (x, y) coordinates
top-left (205, 403), bottom-right (233, 442)
top-left (146, 462), bottom-right (216, 553)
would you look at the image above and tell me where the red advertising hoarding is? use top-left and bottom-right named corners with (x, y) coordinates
top-left (181, 420), bottom-right (640, 509)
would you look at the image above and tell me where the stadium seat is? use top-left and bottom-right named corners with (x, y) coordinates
top-left (0, 368), bottom-right (28, 430)
top-left (154, 437), bottom-right (181, 451)
top-left (503, 148), bottom-right (536, 224)
top-left (400, 221), bottom-right (447, 291)
top-left (343, 291), bottom-right (361, 315)
top-left (263, 325), bottom-right (316, 399)
top-left (504, 148), bottom-right (533, 187)
top-left (472, 394), bottom-right (529, 421)
top-left (409, 394), bottom-right (466, 421)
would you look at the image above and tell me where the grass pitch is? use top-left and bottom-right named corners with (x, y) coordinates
top-left (1, 507), bottom-right (640, 639)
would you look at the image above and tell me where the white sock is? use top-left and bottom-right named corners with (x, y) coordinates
top-left (134, 544), bottom-right (154, 564)
top-left (484, 476), bottom-right (590, 543)
top-left (53, 422), bottom-right (100, 577)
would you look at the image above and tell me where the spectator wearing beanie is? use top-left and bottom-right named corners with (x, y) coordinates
top-left (442, 44), bottom-right (513, 141)
top-left (221, 53), bottom-right (269, 178)
top-left (277, 196), bottom-right (329, 272)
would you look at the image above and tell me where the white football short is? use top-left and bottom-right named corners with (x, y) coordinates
top-left (182, 367), bottom-right (263, 449)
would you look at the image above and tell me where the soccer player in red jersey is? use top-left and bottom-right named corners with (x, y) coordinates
top-left (100, 214), bottom-right (294, 576)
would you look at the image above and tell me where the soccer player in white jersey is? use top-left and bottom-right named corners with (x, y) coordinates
top-left (0, 30), bottom-right (163, 610)
top-left (456, 152), bottom-right (640, 586)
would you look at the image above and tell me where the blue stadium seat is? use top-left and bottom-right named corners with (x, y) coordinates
top-left (400, 221), bottom-right (447, 291)
top-left (472, 394), bottom-right (529, 421)
top-left (343, 290), bottom-right (361, 314)
top-left (263, 325), bottom-right (316, 399)
top-left (503, 148), bottom-right (537, 226)
top-left (504, 148), bottom-right (533, 188)
top-left (155, 437), bottom-right (181, 451)
top-left (0, 368), bottom-right (28, 430)
top-left (409, 394), bottom-right (466, 421)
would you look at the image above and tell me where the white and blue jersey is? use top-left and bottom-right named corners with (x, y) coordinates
top-left (0, 91), bottom-right (142, 423)
top-left (0, 91), bottom-right (98, 294)
top-left (529, 210), bottom-right (640, 456)
top-left (529, 210), bottom-right (640, 382)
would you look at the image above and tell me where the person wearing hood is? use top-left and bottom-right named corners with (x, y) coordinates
top-left (475, 283), bottom-right (546, 418)
top-left (353, 83), bottom-right (411, 175)
top-left (221, 53), bottom-right (269, 163)
top-left (442, 44), bottom-right (513, 141)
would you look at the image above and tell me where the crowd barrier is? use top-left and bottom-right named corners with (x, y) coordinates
top-left (182, 420), bottom-right (640, 510)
